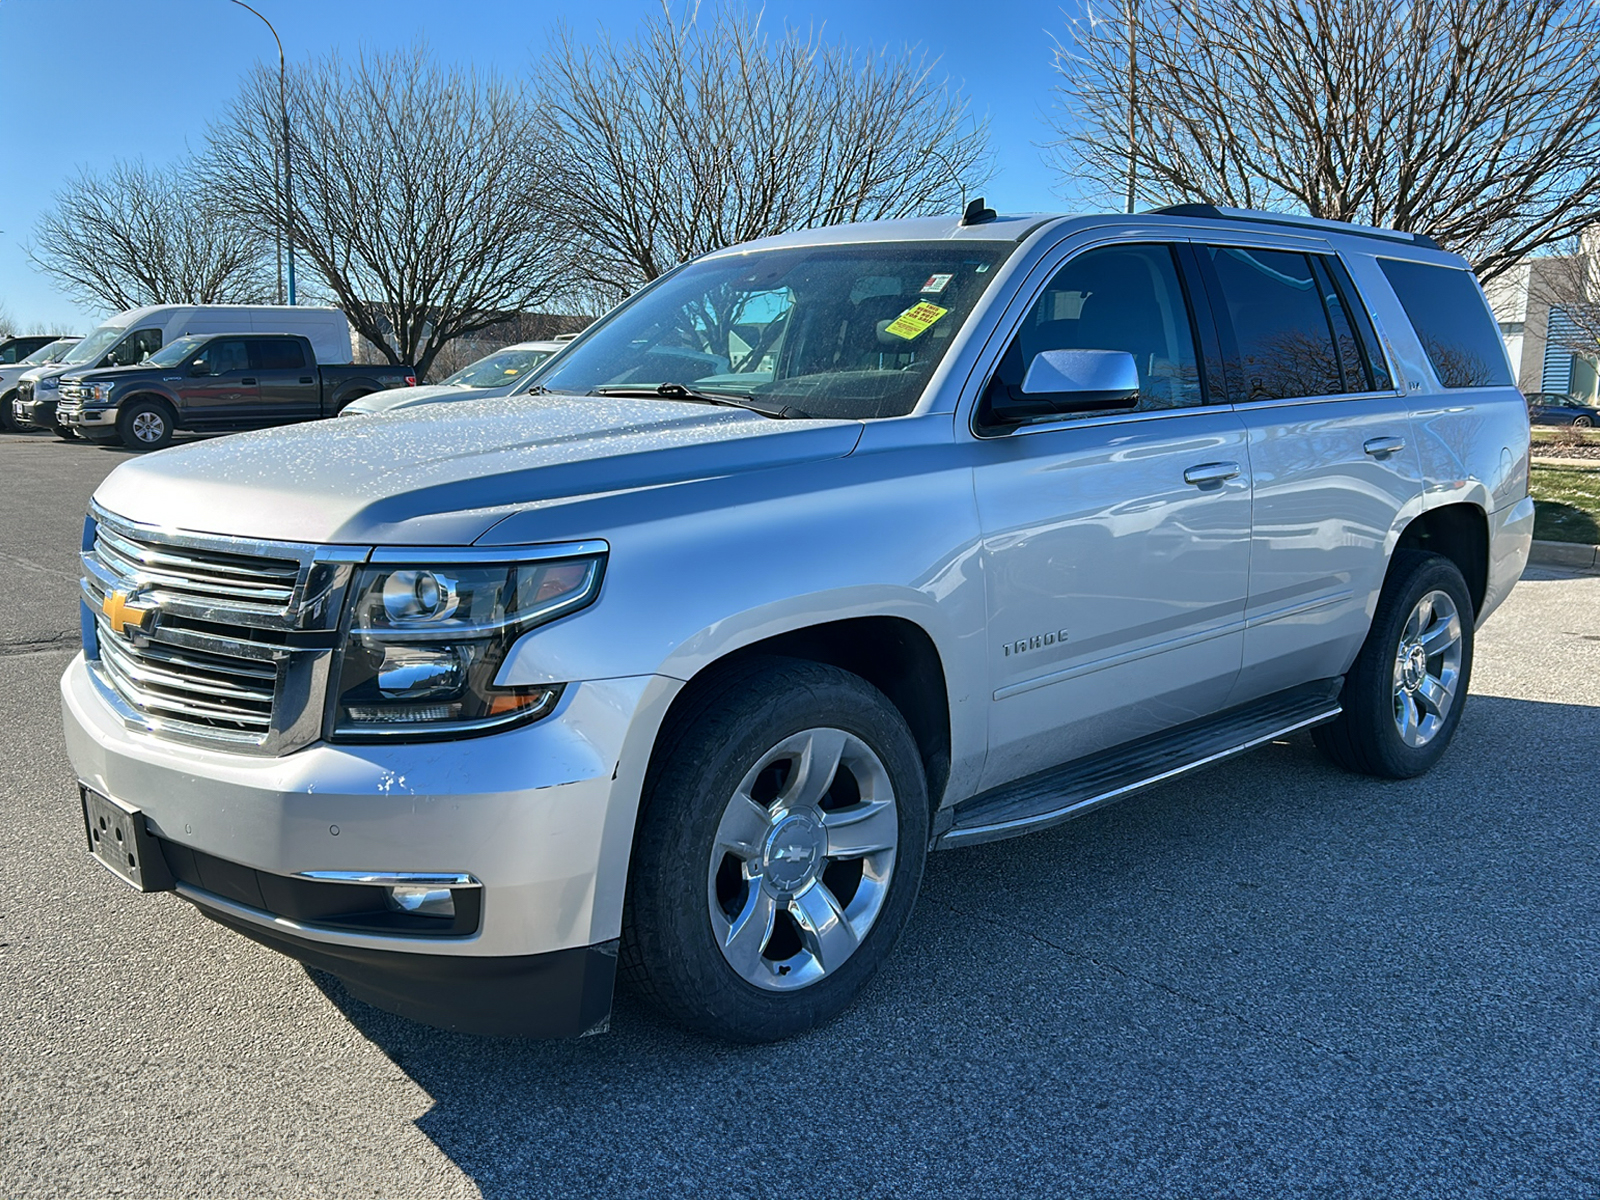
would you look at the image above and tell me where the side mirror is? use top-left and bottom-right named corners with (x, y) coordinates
top-left (1020, 349), bottom-right (1140, 414)
top-left (189, 362), bottom-right (211, 377)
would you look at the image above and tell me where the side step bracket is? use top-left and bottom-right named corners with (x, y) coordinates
top-left (938, 680), bottom-right (1342, 849)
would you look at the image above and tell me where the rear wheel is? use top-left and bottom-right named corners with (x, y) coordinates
top-left (117, 400), bottom-right (174, 450)
top-left (1313, 551), bottom-right (1474, 778)
top-left (0, 393), bottom-right (16, 432)
top-left (621, 658), bottom-right (928, 1042)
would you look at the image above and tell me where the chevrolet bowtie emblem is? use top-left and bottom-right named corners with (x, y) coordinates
top-left (101, 589), bottom-right (159, 638)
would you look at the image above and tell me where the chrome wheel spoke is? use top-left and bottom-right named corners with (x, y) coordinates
top-left (821, 800), bottom-right (898, 858)
top-left (789, 880), bottom-right (858, 972)
top-left (720, 887), bottom-right (778, 979)
top-left (1396, 691), bottom-right (1421, 745)
top-left (1416, 675), bottom-right (1451, 719)
top-left (714, 793), bottom-right (772, 861)
top-left (781, 728), bottom-right (848, 809)
top-left (1419, 614), bottom-right (1460, 658)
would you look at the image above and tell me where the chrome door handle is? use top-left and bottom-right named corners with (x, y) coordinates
top-left (1183, 461), bottom-right (1241, 486)
top-left (1364, 436), bottom-right (1406, 456)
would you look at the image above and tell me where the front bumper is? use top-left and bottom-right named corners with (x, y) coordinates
top-left (59, 404), bottom-right (115, 430)
top-left (13, 393), bottom-right (56, 430)
top-left (62, 653), bottom-right (675, 1034)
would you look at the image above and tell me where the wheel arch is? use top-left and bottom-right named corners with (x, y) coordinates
top-left (1392, 502), bottom-right (1489, 617)
top-left (649, 615), bottom-right (953, 813)
top-left (119, 391), bottom-right (180, 424)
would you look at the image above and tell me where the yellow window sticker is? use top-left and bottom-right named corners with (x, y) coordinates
top-left (883, 301), bottom-right (949, 340)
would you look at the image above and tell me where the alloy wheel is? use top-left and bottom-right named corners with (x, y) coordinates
top-left (706, 727), bottom-right (899, 991)
top-left (1392, 589), bottom-right (1463, 748)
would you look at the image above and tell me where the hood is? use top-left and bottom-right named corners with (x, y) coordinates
top-left (347, 383), bottom-right (473, 414)
top-left (93, 394), bottom-right (863, 545)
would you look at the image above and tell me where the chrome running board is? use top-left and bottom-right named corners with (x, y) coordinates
top-left (938, 680), bottom-right (1343, 849)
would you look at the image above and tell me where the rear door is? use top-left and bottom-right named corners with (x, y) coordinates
top-left (970, 240), bottom-right (1253, 789)
top-left (249, 337), bottom-right (320, 422)
top-left (1194, 242), bottom-right (1422, 703)
top-left (179, 338), bottom-right (259, 426)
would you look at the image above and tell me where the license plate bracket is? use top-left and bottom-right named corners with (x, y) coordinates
top-left (81, 787), bottom-right (172, 892)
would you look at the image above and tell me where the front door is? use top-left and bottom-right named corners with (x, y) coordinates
top-left (971, 242), bottom-right (1253, 791)
top-left (180, 339), bottom-right (259, 426)
top-left (1194, 243), bottom-right (1423, 702)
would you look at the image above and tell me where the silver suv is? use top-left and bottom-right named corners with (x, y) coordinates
top-left (62, 205), bottom-right (1533, 1043)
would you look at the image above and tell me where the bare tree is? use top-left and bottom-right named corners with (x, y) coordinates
top-left (1050, 0), bottom-right (1600, 280)
top-left (1528, 232), bottom-right (1600, 366)
top-left (29, 159), bottom-right (273, 310)
top-left (537, 3), bottom-right (992, 297)
top-left (205, 45), bottom-right (575, 379)
top-left (0, 302), bottom-right (13, 339)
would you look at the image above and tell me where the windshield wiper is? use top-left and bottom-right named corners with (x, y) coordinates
top-left (592, 382), bottom-right (808, 419)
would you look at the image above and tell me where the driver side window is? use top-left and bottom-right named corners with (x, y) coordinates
top-left (106, 328), bottom-right (163, 366)
top-left (193, 340), bottom-right (249, 375)
top-left (981, 243), bottom-right (1203, 427)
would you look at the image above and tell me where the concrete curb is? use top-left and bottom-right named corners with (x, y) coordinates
top-left (1529, 539), bottom-right (1600, 572)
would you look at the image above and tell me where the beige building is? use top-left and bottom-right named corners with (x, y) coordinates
top-left (1485, 234), bottom-right (1600, 401)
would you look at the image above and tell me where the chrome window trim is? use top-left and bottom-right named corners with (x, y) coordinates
top-left (297, 871), bottom-right (482, 888)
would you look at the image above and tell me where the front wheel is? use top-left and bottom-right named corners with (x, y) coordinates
top-left (53, 421), bottom-right (78, 441)
top-left (117, 401), bottom-right (174, 450)
top-left (1314, 551), bottom-right (1474, 779)
top-left (621, 658), bottom-right (928, 1042)
top-left (1574, 415), bottom-right (1594, 429)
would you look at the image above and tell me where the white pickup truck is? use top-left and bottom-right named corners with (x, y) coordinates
top-left (61, 205), bottom-right (1533, 1043)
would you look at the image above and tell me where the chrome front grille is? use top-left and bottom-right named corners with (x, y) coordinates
top-left (95, 623), bottom-right (277, 737)
top-left (93, 521), bottom-right (302, 614)
top-left (81, 506), bottom-right (366, 754)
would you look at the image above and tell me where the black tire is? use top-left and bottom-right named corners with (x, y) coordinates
top-left (1313, 551), bottom-right (1475, 779)
top-left (53, 421), bottom-right (78, 441)
top-left (332, 391), bottom-right (370, 416)
top-left (0, 393), bottom-right (16, 432)
top-left (620, 656), bottom-right (929, 1042)
top-left (1574, 415), bottom-right (1594, 428)
top-left (116, 399), bottom-right (175, 450)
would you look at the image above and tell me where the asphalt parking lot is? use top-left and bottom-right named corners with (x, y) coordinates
top-left (2, 428), bottom-right (1599, 1199)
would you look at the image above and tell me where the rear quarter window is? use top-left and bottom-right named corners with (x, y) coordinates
top-left (1377, 258), bottom-right (1512, 389)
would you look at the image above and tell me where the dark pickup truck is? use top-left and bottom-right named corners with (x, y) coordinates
top-left (56, 333), bottom-right (415, 449)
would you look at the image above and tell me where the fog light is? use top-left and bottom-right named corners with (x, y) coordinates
top-left (386, 885), bottom-right (455, 918)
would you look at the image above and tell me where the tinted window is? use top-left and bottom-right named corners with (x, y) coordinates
top-left (1377, 258), bottom-right (1512, 388)
top-left (194, 339), bottom-right (249, 375)
top-left (251, 338), bottom-right (306, 370)
top-left (1323, 257), bottom-right (1392, 390)
top-left (105, 328), bottom-right (163, 366)
top-left (1205, 247), bottom-right (1345, 400)
top-left (0, 343), bottom-right (22, 364)
top-left (980, 243), bottom-right (1202, 426)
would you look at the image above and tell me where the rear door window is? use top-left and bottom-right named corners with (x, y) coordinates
top-left (1377, 258), bottom-right (1512, 388)
top-left (1202, 246), bottom-right (1347, 401)
top-left (250, 338), bottom-right (307, 370)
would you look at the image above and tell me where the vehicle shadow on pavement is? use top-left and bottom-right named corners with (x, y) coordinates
top-left (308, 694), bottom-right (1600, 1199)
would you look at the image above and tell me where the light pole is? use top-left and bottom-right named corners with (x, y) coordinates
top-left (1124, 0), bottom-right (1138, 215)
top-left (230, 0), bottom-right (295, 305)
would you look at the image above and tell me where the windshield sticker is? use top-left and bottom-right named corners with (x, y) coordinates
top-left (920, 273), bottom-right (953, 294)
top-left (884, 302), bottom-right (949, 340)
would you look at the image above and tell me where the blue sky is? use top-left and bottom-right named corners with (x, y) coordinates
top-left (0, 0), bottom-right (1090, 334)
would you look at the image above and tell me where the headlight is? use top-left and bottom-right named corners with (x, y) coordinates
top-left (330, 553), bottom-right (605, 739)
top-left (90, 383), bottom-right (115, 402)
top-left (39, 376), bottom-right (60, 390)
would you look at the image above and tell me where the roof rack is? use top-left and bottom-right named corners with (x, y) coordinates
top-left (1147, 204), bottom-right (1442, 252)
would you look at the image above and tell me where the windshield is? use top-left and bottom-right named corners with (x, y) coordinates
top-left (539, 241), bottom-right (1015, 419)
top-left (145, 336), bottom-right (208, 368)
top-left (442, 347), bottom-right (554, 388)
top-left (20, 338), bottom-right (79, 366)
top-left (62, 323), bottom-right (130, 365)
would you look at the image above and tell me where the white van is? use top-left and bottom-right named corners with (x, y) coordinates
top-left (13, 305), bottom-right (352, 435)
